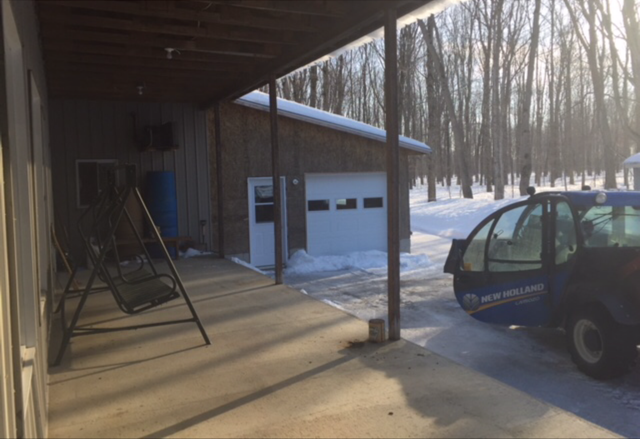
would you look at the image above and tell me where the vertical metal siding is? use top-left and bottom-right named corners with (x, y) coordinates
top-left (50, 99), bottom-right (212, 263)
top-left (195, 106), bottom-right (212, 249)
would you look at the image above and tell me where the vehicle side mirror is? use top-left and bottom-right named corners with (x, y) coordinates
top-left (444, 239), bottom-right (465, 274)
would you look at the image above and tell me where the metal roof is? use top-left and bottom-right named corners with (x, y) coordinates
top-left (235, 91), bottom-right (431, 154)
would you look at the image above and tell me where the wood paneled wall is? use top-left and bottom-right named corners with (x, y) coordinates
top-left (49, 99), bottom-right (212, 264)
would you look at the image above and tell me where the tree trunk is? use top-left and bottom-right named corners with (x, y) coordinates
top-left (491, 0), bottom-right (505, 200)
top-left (516, 0), bottom-right (541, 195)
top-left (419, 16), bottom-right (473, 198)
top-left (426, 17), bottom-right (441, 202)
top-left (563, 0), bottom-right (616, 189)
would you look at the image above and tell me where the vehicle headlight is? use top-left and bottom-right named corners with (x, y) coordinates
top-left (595, 192), bottom-right (607, 204)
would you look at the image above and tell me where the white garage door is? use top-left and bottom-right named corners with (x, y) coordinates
top-left (306, 173), bottom-right (387, 256)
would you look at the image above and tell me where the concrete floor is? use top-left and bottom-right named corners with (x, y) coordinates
top-left (47, 257), bottom-right (617, 438)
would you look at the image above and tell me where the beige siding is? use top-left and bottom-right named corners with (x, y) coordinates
top-left (1, 0), bottom-right (52, 436)
top-left (0, 134), bottom-right (17, 439)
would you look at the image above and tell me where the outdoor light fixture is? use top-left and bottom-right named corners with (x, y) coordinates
top-left (136, 82), bottom-right (146, 96)
top-left (165, 47), bottom-right (180, 59)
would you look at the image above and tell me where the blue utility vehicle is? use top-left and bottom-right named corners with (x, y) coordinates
top-left (444, 188), bottom-right (640, 379)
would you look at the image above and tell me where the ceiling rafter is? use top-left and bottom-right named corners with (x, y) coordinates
top-left (36, 0), bottom-right (433, 103)
top-left (39, 12), bottom-right (286, 57)
top-left (40, 26), bottom-right (281, 60)
top-left (44, 52), bottom-right (256, 73)
top-left (46, 64), bottom-right (242, 80)
top-left (39, 11), bottom-right (298, 47)
top-left (42, 0), bottom-right (321, 33)
top-left (208, 1), bottom-right (349, 18)
top-left (42, 37), bottom-right (278, 60)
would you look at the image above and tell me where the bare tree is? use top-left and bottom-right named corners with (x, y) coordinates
top-left (563, 0), bottom-right (617, 188)
top-left (419, 16), bottom-right (474, 198)
top-left (517, 0), bottom-right (542, 194)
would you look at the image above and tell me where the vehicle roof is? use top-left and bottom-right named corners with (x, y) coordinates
top-left (542, 190), bottom-right (640, 208)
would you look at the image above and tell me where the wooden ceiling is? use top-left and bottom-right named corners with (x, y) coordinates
top-left (35, 0), bottom-right (431, 106)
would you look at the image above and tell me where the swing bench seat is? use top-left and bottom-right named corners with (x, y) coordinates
top-left (109, 268), bottom-right (180, 314)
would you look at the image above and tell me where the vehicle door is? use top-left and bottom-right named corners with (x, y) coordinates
top-left (549, 198), bottom-right (579, 314)
top-left (452, 198), bottom-right (554, 326)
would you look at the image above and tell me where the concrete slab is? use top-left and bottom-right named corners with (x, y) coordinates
top-left (47, 257), bottom-right (617, 438)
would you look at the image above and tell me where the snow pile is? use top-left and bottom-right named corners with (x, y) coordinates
top-left (230, 256), bottom-right (268, 275)
top-left (285, 249), bottom-right (432, 275)
top-left (180, 248), bottom-right (213, 259)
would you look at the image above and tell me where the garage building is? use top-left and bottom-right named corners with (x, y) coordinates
top-left (211, 91), bottom-right (431, 267)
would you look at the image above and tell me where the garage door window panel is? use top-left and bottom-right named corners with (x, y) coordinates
top-left (364, 197), bottom-right (383, 208)
top-left (336, 198), bottom-right (357, 210)
top-left (308, 200), bottom-right (330, 211)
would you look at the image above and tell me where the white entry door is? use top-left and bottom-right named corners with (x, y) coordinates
top-left (248, 177), bottom-right (287, 267)
top-left (306, 173), bottom-right (387, 256)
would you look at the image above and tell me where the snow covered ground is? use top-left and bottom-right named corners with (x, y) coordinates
top-left (280, 175), bottom-right (640, 438)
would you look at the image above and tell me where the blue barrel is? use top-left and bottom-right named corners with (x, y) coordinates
top-left (145, 171), bottom-right (178, 257)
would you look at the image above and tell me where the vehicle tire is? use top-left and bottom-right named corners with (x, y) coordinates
top-left (566, 306), bottom-right (638, 380)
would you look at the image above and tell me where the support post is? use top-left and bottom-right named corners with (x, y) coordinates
top-left (385, 8), bottom-right (401, 341)
top-left (213, 102), bottom-right (225, 258)
top-left (269, 75), bottom-right (284, 284)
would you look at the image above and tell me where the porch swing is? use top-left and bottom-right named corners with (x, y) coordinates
top-left (52, 165), bottom-right (211, 366)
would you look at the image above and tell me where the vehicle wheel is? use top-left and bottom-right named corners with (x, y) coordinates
top-left (566, 306), bottom-right (637, 380)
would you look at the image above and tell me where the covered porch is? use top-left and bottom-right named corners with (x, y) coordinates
top-left (48, 258), bottom-right (615, 438)
top-left (0, 0), bottom-right (622, 436)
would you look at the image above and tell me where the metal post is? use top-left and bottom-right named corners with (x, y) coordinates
top-left (269, 75), bottom-right (284, 284)
top-left (385, 8), bottom-right (401, 341)
top-left (133, 187), bottom-right (211, 345)
top-left (214, 102), bottom-right (225, 258)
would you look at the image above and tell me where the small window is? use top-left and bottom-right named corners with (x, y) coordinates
top-left (364, 197), bottom-right (383, 208)
top-left (254, 185), bottom-right (274, 204)
top-left (336, 198), bottom-right (357, 210)
top-left (308, 200), bottom-right (330, 211)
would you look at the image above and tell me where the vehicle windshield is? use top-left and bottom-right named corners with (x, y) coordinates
top-left (579, 205), bottom-right (640, 247)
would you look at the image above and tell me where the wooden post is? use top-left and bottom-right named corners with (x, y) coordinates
top-left (269, 75), bottom-right (284, 284)
top-left (213, 102), bottom-right (225, 258)
top-left (385, 8), bottom-right (401, 341)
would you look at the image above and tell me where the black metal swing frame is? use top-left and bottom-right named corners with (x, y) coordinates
top-left (52, 165), bottom-right (211, 366)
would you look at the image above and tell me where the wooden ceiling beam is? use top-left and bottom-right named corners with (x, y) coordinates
top-left (46, 83), bottom-right (216, 101)
top-left (39, 8), bottom-right (297, 46)
top-left (40, 26), bottom-right (279, 60)
top-left (46, 63), bottom-right (242, 80)
top-left (38, 11), bottom-right (284, 56)
top-left (44, 52), bottom-right (256, 73)
top-left (42, 37), bottom-right (277, 60)
top-left (40, 0), bottom-right (319, 33)
top-left (46, 86), bottom-right (235, 103)
top-left (46, 70), bottom-right (244, 86)
top-left (209, 1), bottom-right (348, 18)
